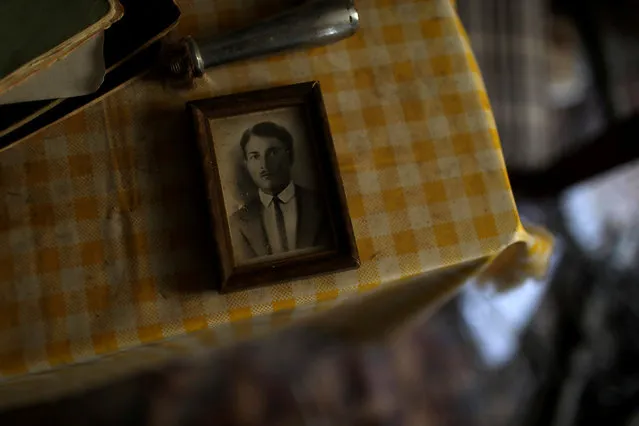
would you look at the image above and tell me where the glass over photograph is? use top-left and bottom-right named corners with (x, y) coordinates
top-left (209, 106), bottom-right (334, 265)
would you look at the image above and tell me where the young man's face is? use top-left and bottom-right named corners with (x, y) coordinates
top-left (244, 135), bottom-right (292, 195)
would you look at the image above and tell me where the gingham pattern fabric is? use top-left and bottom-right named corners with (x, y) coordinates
top-left (0, 259), bottom-right (485, 410)
top-left (0, 0), bottom-right (552, 382)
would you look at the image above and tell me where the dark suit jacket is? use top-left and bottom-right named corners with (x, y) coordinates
top-left (229, 185), bottom-right (331, 260)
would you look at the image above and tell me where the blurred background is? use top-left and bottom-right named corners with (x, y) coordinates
top-left (451, 0), bottom-right (639, 424)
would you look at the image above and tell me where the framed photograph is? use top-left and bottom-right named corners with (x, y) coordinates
top-left (189, 82), bottom-right (359, 293)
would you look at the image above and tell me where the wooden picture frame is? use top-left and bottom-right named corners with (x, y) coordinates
top-left (189, 82), bottom-right (359, 293)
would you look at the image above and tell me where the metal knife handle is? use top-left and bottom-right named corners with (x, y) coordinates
top-left (168, 0), bottom-right (359, 81)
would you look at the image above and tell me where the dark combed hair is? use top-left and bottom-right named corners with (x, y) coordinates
top-left (240, 122), bottom-right (294, 159)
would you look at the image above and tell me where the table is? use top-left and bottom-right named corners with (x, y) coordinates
top-left (0, 0), bottom-right (552, 408)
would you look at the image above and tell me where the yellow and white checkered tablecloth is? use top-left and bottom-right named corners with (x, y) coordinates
top-left (0, 0), bottom-right (552, 404)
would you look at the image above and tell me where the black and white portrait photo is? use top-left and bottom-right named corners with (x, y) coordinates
top-left (190, 82), bottom-right (359, 291)
top-left (209, 107), bottom-right (332, 265)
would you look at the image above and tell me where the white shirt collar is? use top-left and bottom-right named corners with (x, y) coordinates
top-left (258, 181), bottom-right (296, 207)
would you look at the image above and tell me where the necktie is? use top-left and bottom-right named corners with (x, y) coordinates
top-left (273, 197), bottom-right (289, 252)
